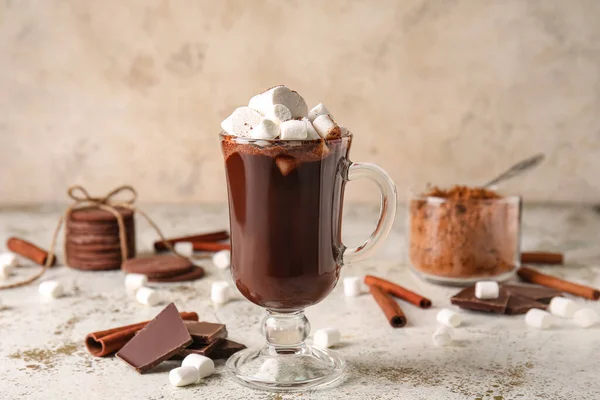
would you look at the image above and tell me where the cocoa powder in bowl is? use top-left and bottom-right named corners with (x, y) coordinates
top-left (409, 186), bottom-right (521, 282)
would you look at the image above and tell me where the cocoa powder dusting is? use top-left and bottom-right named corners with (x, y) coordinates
top-left (410, 185), bottom-right (520, 279)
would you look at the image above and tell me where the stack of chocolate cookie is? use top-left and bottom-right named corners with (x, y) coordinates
top-left (66, 207), bottom-right (136, 271)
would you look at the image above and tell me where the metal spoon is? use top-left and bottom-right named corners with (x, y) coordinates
top-left (483, 153), bottom-right (545, 188)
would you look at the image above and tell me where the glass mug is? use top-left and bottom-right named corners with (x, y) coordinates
top-left (220, 132), bottom-right (397, 391)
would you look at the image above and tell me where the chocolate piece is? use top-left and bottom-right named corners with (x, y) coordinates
top-left (184, 321), bottom-right (227, 344)
top-left (503, 283), bottom-right (562, 303)
top-left (122, 255), bottom-right (194, 278)
top-left (209, 339), bottom-right (247, 360)
top-left (148, 266), bottom-right (205, 283)
top-left (451, 286), bottom-right (510, 314)
top-left (175, 338), bottom-right (225, 359)
top-left (116, 303), bottom-right (193, 373)
top-left (505, 294), bottom-right (548, 315)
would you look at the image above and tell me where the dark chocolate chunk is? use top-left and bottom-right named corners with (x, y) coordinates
top-left (451, 286), bottom-right (510, 314)
top-left (184, 321), bottom-right (227, 344)
top-left (503, 283), bottom-right (562, 304)
top-left (175, 338), bottom-right (225, 359)
top-left (209, 339), bottom-right (247, 360)
top-left (116, 303), bottom-right (193, 373)
top-left (505, 293), bottom-right (548, 315)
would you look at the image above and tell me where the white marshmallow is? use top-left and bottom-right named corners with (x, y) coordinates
top-left (573, 308), bottom-right (598, 328)
top-left (0, 252), bottom-right (19, 268)
top-left (279, 119), bottom-right (309, 140)
top-left (169, 366), bottom-right (200, 387)
top-left (230, 106), bottom-right (263, 137)
top-left (212, 250), bottom-right (231, 270)
top-left (475, 281), bottom-right (500, 300)
top-left (436, 308), bottom-right (462, 328)
top-left (39, 281), bottom-right (64, 299)
top-left (182, 354), bottom-right (215, 378)
top-left (313, 328), bottom-right (341, 348)
top-left (211, 281), bottom-right (230, 304)
top-left (136, 287), bottom-right (160, 306)
top-left (124, 273), bottom-right (148, 293)
top-left (524, 308), bottom-right (552, 329)
top-left (174, 242), bottom-right (194, 258)
top-left (264, 104), bottom-right (292, 125)
top-left (343, 276), bottom-right (363, 297)
top-left (0, 264), bottom-right (13, 280)
top-left (548, 297), bottom-right (578, 318)
top-left (249, 118), bottom-right (280, 140)
top-left (220, 115), bottom-right (234, 135)
top-left (302, 118), bottom-right (320, 139)
top-left (308, 103), bottom-right (333, 122)
top-left (248, 86), bottom-right (308, 119)
top-left (432, 326), bottom-right (453, 347)
top-left (312, 114), bottom-right (341, 139)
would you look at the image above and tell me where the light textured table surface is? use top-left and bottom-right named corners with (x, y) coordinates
top-left (0, 204), bottom-right (599, 400)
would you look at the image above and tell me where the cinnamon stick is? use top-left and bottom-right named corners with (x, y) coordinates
top-left (7, 237), bottom-right (56, 266)
top-left (369, 285), bottom-right (407, 328)
top-left (521, 252), bottom-right (563, 265)
top-left (154, 231), bottom-right (229, 252)
top-left (85, 311), bottom-right (198, 356)
top-left (364, 275), bottom-right (432, 308)
top-left (192, 242), bottom-right (231, 252)
top-left (518, 267), bottom-right (599, 300)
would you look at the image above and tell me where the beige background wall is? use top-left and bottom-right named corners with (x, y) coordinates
top-left (1, 0), bottom-right (599, 204)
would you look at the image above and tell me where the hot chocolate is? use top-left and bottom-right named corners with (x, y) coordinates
top-left (221, 136), bottom-right (351, 311)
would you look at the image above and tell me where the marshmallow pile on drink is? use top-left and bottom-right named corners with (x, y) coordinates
top-left (221, 86), bottom-right (346, 140)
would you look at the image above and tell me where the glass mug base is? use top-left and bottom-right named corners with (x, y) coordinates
top-left (226, 345), bottom-right (345, 392)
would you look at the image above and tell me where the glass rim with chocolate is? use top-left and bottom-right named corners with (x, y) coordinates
top-left (408, 185), bottom-right (521, 285)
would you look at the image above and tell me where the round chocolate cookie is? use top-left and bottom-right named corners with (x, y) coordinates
top-left (122, 255), bottom-right (195, 278)
top-left (148, 266), bottom-right (205, 283)
top-left (66, 219), bottom-right (134, 235)
top-left (67, 233), bottom-right (136, 246)
top-left (65, 248), bottom-right (125, 262)
top-left (68, 206), bottom-right (134, 223)
top-left (65, 241), bottom-right (133, 254)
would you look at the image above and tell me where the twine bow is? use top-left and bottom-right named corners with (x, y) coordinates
top-left (1, 185), bottom-right (179, 290)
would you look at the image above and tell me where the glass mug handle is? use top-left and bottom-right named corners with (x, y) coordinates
top-left (341, 162), bottom-right (397, 264)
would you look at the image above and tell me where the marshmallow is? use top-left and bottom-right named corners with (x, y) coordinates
top-left (313, 328), bottom-right (341, 348)
top-left (548, 297), bottom-right (578, 318)
top-left (264, 104), bottom-right (292, 125)
top-left (212, 250), bottom-right (231, 270)
top-left (229, 106), bottom-right (262, 137)
top-left (182, 354), bottom-right (215, 378)
top-left (174, 242), bottom-right (194, 257)
top-left (250, 118), bottom-right (280, 140)
top-left (0, 264), bottom-right (10, 280)
top-left (0, 252), bottom-right (19, 268)
top-left (136, 287), bottom-right (160, 306)
top-left (125, 273), bottom-right (148, 293)
top-left (303, 118), bottom-right (321, 140)
top-left (475, 281), bottom-right (500, 299)
top-left (275, 156), bottom-right (298, 176)
top-left (308, 103), bottom-right (333, 122)
top-left (169, 366), bottom-right (200, 387)
top-left (524, 308), bottom-right (552, 329)
top-left (248, 86), bottom-right (308, 119)
top-left (573, 308), bottom-right (598, 328)
top-left (343, 276), bottom-right (363, 297)
top-left (312, 114), bottom-right (341, 139)
top-left (279, 119), bottom-right (309, 140)
top-left (436, 308), bottom-right (462, 328)
top-left (39, 281), bottom-right (64, 299)
top-left (432, 326), bottom-right (453, 347)
top-left (211, 281), bottom-right (230, 304)
top-left (220, 115), bottom-right (234, 135)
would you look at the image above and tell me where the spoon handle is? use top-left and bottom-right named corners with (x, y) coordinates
top-left (483, 153), bottom-right (545, 188)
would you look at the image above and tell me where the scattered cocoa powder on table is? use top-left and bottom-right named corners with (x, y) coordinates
top-left (409, 185), bottom-right (521, 280)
